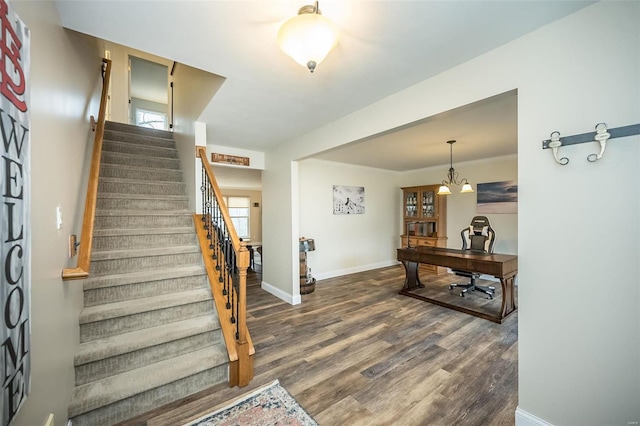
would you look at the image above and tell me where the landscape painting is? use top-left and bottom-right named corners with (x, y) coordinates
top-left (477, 181), bottom-right (518, 214)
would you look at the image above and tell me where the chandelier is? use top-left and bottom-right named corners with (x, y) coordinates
top-left (277, 1), bottom-right (339, 73)
top-left (437, 140), bottom-right (474, 195)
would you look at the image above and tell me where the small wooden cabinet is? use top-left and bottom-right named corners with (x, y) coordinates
top-left (401, 184), bottom-right (447, 275)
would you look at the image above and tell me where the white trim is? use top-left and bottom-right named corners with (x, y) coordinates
top-left (261, 280), bottom-right (301, 305)
top-left (314, 260), bottom-right (398, 280)
top-left (515, 407), bottom-right (554, 426)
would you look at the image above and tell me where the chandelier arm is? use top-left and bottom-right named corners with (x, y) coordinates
top-left (439, 140), bottom-right (472, 192)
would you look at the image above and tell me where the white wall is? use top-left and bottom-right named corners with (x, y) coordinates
top-left (401, 155), bottom-right (518, 254)
top-left (172, 62), bottom-right (225, 211)
top-left (10, 2), bottom-right (102, 425)
top-left (262, 2), bottom-right (639, 424)
top-left (298, 160), bottom-right (399, 280)
top-left (262, 155), bottom-right (300, 304)
top-left (514, 3), bottom-right (639, 424)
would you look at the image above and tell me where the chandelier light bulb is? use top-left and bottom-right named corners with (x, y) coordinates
top-left (460, 182), bottom-right (474, 193)
top-left (437, 185), bottom-right (452, 195)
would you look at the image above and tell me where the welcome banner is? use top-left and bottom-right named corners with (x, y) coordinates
top-left (0, 0), bottom-right (30, 424)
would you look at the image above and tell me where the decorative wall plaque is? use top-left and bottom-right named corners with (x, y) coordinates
top-left (211, 153), bottom-right (250, 166)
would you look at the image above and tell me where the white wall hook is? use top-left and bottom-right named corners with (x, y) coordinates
top-left (587, 123), bottom-right (610, 162)
top-left (548, 131), bottom-right (569, 165)
top-left (542, 123), bottom-right (639, 164)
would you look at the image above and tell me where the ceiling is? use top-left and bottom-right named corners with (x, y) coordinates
top-left (54, 0), bottom-right (594, 177)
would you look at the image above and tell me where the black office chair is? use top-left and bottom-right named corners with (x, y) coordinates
top-left (449, 216), bottom-right (496, 299)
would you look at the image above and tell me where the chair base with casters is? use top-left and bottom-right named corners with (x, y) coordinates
top-left (449, 272), bottom-right (495, 299)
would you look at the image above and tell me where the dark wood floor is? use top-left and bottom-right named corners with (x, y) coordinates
top-left (119, 264), bottom-right (518, 426)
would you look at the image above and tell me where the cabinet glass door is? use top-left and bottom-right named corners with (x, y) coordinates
top-left (404, 191), bottom-right (418, 217)
top-left (422, 190), bottom-right (435, 217)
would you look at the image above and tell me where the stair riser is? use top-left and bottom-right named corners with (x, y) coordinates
top-left (101, 151), bottom-right (180, 170)
top-left (75, 332), bottom-right (222, 385)
top-left (103, 131), bottom-right (176, 150)
top-left (70, 365), bottom-right (228, 426)
top-left (103, 140), bottom-right (178, 159)
top-left (94, 215), bottom-right (193, 229)
top-left (100, 165), bottom-right (183, 182)
top-left (90, 253), bottom-right (202, 276)
top-left (98, 181), bottom-right (185, 196)
top-left (96, 197), bottom-right (188, 211)
top-left (84, 274), bottom-right (208, 306)
top-left (92, 233), bottom-right (198, 251)
top-left (105, 122), bottom-right (173, 139)
top-left (80, 300), bottom-right (214, 342)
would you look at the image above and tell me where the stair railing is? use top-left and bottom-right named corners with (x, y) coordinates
top-left (194, 147), bottom-right (254, 387)
top-left (62, 58), bottom-right (112, 281)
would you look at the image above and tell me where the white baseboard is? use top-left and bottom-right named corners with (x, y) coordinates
top-left (515, 407), bottom-right (553, 426)
top-left (261, 280), bottom-right (301, 305)
top-left (314, 260), bottom-right (398, 280)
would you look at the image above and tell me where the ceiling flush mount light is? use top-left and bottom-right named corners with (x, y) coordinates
top-left (437, 140), bottom-right (474, 195)
top-left (277, 1), bottom-right (338, 73)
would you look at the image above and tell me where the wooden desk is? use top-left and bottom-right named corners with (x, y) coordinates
top-left (397, 246), bottom-right (518, 323)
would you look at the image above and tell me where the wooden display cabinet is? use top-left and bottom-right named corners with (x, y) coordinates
top-left (401, 184), bottom-right (447, 275)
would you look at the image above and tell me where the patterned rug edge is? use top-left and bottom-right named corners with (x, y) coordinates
top-left (182, 379), bottom-right (318, 426)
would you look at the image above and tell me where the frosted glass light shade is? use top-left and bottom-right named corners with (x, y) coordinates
top-left (277, 12), bottom-right (338, 72)
top-left (437, 185), bottom-right (452, 195)
top-left (460, 183), bottom-right (474, 193)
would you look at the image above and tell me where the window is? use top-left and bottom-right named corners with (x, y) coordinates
top-left (135, 108), bottom-right (167, 130)
top-left (223, 196), bottom-right (250, 239)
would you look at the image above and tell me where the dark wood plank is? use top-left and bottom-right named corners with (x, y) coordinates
top-left (118, 265), bottom-right (518, 426)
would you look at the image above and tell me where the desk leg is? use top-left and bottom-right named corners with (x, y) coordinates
top-left (400, 261), bottom-right (424, 291)
top-left (499, 273), bottom-right (518, 319)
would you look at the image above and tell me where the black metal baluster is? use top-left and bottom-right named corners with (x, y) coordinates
top-left (211, 196), bottom-right (218, 260)
top-left (201, 165), bottom-right (206, 228)
top-left (224, 226), bottom-right (232, 309)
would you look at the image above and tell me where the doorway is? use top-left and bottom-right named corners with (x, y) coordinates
top-left (128, 56), bottom-right (169, 130)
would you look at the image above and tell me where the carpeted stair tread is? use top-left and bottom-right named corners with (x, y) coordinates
top-left (103, 140), bottom-right (178, 158)
top-left (83, 265), bottom-right (205, 290)
top-left (91, 245), bottom-right (200, 261)
top-left (97, 192), bottom-right (187, 201)
top-left (68, 346), bottom-right (228, 418)
top-left (104, 130), bottom-right (176, 147)
top-left (79, 288), bottom-right (212, 324)
top-left (105, 121), bottom-right (173, 139)
top-left (99, 176), bottom-right (184, 186)
top-left (95, 209), bottom-right (191, 217)
top-left (74, 315), bottom-right (220, 366)
top-left (100, 163), bottom-right (183, 181)
top-left (92, 227), bottom-right (194, 237)
top-left (101, 150), bottom-right (181, 165)
top-left (98, 192), bottom-right (189, 201)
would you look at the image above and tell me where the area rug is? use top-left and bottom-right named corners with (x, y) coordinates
top-left (183, 380), bottom-right (318, 426)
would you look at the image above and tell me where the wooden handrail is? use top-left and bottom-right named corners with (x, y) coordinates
top-left (196, 146), bottom-right (253, 387)
top-left (62, 58), bottom-right (112, 280)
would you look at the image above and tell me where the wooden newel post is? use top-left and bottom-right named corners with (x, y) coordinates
top-left (235, 244), bottom-right (253, 386)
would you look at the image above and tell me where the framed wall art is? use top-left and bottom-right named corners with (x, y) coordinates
top-left (333, 185), bottom-right (365, 214)
top-left (477, 180), bottom-right (518, 214)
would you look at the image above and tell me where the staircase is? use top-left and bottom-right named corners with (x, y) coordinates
top-left (68, 122), bottom-right (229, 425)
